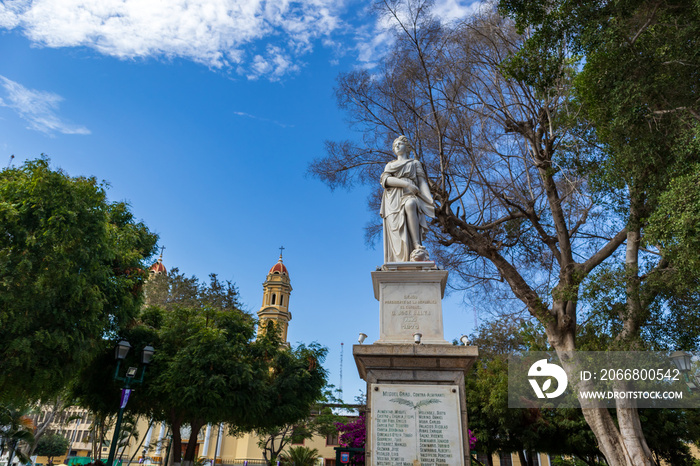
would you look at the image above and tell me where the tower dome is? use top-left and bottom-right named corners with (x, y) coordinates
top-left (258, 249), bottom-right (292, 344)
top-left (149, 257), bottom-right (166, 274)
top-left (269, 259), bottom-right (288, 276)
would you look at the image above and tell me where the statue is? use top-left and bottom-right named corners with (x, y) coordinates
top-left (380, 135), bottom-right (435, 263)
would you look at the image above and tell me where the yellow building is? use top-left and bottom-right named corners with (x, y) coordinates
top-left (121, 255), bottom-right (343, 466)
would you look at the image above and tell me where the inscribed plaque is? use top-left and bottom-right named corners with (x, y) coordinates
top-left (371, 383), bottom-right (464, 466)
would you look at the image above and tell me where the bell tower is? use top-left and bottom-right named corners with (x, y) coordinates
top-left (257, 248), bottom-right (292, 343)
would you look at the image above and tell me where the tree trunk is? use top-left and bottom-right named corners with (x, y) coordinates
top-left (182, 420), bottom-right (206, 466)
top-left (617, 401), bottom-right (653, 465)
top-left (29, 398), bottom-right (62, 456)
top-left (7, 440), bottom-right (17, 466)
top-left (170, 418), bottom-right (182, 466)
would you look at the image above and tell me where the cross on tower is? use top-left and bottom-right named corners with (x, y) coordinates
top-left (279, 245), bottom-right (285, 260)
top-left (159, 245), bottom-right (166, 259)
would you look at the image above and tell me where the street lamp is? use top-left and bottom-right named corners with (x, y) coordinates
top-left (670, 351), bottom-right (692, 372)
top-left (106, 341), bottom-right (154, 466)
top-left (670, 351), bottom-right (697, 391)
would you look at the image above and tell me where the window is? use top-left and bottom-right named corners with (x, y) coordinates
top-left (498, 452), bottom-right (513, 466)
top-left (279, 295), bottom-right (284, 306)
top-left (475, 453), bottom-right (490, 465)
top-left (271, 294), bottom-right (276, 305)
top-left (326, 433), bottom-right (339, 446)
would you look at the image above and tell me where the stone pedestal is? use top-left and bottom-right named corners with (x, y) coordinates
top-left (372, 262), bottom-right (449, 345)
top-left (354, 344), bottom-right (478, 465)
top-left (357, 262), bottom-right (479, 465)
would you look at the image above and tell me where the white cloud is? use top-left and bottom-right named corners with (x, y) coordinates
top-left (247, 44), bottom-right (302, 80)
top-left (0, 0), bottom-right (343, 79)
top-left (353, 0), bottom-right (485, 68)
top-left (0, 0), bottom-right (485, 80)
top-left (432, 0), bottom-right (486, 23)
top-left (0, 75), bottom-right (90, 135)
top-left (232, 110), bottom-right (293, 128)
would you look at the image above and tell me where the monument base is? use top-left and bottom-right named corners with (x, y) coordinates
top-left (372, 263), bottom-right (450, 345)
top-left (354, 344), bottom-right (478, 466)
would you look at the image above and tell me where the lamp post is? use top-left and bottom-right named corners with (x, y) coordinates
top-left (106, 341), bottom-right (155, 466)
top-left (670, 351), bottom-right (697, 392)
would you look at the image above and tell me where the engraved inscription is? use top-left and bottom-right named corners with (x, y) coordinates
top-left (372, 384), bottom-right (464, 465)
top-left (384, 294), bottom-right (438, 330)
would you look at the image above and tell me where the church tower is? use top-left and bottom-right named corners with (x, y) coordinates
top-left (149, 249), bottom-right (167, 275)
top-left (257, 251), bottom-right (292, 343)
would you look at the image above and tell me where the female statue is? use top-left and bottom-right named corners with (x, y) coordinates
top-left (380, 135), bottom-right (435, 263)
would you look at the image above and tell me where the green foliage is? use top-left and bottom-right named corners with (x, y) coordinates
top-left (0, 404), bottom-right (35, 465)
top-left (34, 433), bottom-right (70, 461)
top-left (0, 157), bottom-right (158, 401)
top-left (467, 320), bottom-right (602, 462)
top-left (578, 257), bottom-right (700, 352)
top-left (501, 0), bottom-right (700, 209)
top-left (250, 370), bottom-right (338, 463)
top-left (637, 409), bottom-right (700, 466)
top-left (279, 446), bottom-right (319, 466)
top-left (647, 164), bottom-right (700, 276)
top-left (144, 267), bottom-right (241, 312)
top-left (73, 269), bottom-right (329, 465)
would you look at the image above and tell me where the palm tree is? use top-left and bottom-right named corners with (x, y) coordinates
top-left (279, 446), bottom-right (319, 466)
top-left (0, 404), bottom-right (36, 465)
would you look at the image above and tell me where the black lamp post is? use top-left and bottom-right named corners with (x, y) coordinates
top-left (106, 341), bottom-right (154, 466)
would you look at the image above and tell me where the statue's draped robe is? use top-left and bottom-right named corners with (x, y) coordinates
top-left (380, 158), bottom-right (435, 263)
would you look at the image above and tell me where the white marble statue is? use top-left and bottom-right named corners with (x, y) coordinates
top-left (380, 135), bottom-right (435, 263)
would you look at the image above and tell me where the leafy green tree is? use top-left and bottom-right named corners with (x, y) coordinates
top-left (467, 321), bottom-right (603, 466)
top-left (253, 388), bottom-right (346, 464)
top-left (74, 270), bottom-right (329, 466)
top-left (495, 1), bottom-right (700, 463)
top-left (637, 408), bottom-right (700, 466)
top-left (34, 433), bottom-right (69, 465)
top-left (27, 397), bottom-right (67, 457)
top-left (468, 319), bottom-right (700, 466)
top-left (0, 404), bottom-right (35, 465)
top-left (0, 157), bottom-right (158, 401)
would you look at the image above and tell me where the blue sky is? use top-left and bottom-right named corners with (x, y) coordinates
top-left (0, 0), bottom-right (482, 402)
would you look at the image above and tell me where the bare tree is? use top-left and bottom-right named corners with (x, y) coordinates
top-left (310, 1), bottom-right (669, 464)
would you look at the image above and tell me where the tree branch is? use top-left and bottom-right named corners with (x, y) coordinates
top-left (580, 228), bottom-right (628, 274)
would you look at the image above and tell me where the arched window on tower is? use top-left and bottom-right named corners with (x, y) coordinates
top-left (280, 295), bottom-right (284, 306)
top-left (271, 294), bottom-right (276, 305)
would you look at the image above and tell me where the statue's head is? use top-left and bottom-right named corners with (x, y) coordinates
top-left (392, 135), bottom-right (413, 156)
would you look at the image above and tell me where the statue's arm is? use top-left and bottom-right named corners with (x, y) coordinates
top-left (384, 176), bottom-right (416, 190)
top-left (417, 176), bottom-right (433, 203)
top-left (416, 163), bottom-right (434, 204)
